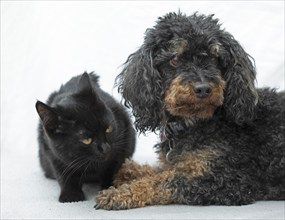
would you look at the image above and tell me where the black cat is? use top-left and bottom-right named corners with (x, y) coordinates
top-left (35, 72), bottom-right (136, 203)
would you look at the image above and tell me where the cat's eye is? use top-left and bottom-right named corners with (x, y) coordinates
top-left (81, 138), bottom-right (93, 145)
top-left (105, 126), bottom-right (113, 134)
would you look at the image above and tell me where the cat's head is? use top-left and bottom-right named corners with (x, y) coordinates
top-left (36, 73), bottom-right (116, 163)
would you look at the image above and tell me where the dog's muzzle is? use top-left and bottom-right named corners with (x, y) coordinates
top-left (164, 76), bottom-right (225, 118)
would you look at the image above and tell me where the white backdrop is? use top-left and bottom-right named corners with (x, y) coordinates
top-left (1, 1), bottom-right (284, 219)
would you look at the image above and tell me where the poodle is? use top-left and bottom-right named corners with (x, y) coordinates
top-left (95, 12), bottom-right (285, 210)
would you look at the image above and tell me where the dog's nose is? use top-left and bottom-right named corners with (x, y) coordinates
top-left (193, 83), bottom-right (212, 98)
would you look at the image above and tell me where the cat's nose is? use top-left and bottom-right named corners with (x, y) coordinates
top-left (98, 143), bottom-right (111, 155)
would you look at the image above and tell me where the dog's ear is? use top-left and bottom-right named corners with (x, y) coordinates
top-left (116, 46), bottom-right (164, 133)
top-left (216, 32), bottom-right (258, 125)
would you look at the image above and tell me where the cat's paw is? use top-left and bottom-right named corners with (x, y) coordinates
top-left (59, 190), bottom-right (85, 203)
top-left (95, 185), bottom-right (138, 210)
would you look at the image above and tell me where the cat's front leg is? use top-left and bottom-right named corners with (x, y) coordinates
top-left (112, 159), bottom-right (157, 187)
top-left (95, 170), bottom-right (174, 210)
top-left (59, 187), bottom-right (85, 203)
top-left (58, 175), bottom-right (85, 203)
top-left (50, 160), bottom-right (86, 203)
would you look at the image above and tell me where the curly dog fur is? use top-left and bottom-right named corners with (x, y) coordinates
top-left (95, 12), bottom-right (285, 210)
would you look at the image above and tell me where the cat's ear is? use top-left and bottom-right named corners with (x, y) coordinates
top-left (76, 72), bottom-right (94, 95)
top-left (75, 72), bottom-right (104, 107)
top-left (35, 101), bottom-right (59, 131)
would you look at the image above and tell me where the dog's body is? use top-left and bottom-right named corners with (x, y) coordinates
top-left (95, 12), bottom-right (285, 210)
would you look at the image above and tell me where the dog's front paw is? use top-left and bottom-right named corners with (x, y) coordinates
top-left (95, 185), bottom-right (139, 210)
top-left (95, 173), bottom-right (174, 210)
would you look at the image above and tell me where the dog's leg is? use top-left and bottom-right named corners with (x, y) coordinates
top-left (165, 171), bottom-right (258, 206)
top-left (112, 159), bottom-right (157, 187)
top-left (95, 170), bottom-right (175, 210)
top-left (96, 168), bottom-right (257, 209)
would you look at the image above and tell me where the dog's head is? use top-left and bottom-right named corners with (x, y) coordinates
top-left (116, 12), bottom-right (258, 133)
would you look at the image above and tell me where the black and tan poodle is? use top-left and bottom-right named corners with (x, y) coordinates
top-left (95, 12), bottom-right (285, 210)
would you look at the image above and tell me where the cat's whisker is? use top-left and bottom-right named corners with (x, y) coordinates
top-left (62, 158), bottom-right (90, 186)
top-left (61, 157), bottom-right (88, 179)
top-left (79, 160), bottom-right (92, 184)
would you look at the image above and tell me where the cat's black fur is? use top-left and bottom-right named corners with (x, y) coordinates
top-left (35, 72), bottom-right (136, 203)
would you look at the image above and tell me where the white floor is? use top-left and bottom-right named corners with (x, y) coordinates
top-left (1, 1), bottom-right (284, 219)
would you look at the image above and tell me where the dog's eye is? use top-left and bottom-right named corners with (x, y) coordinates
top-left (170, 56), bottom-right (178, 67)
